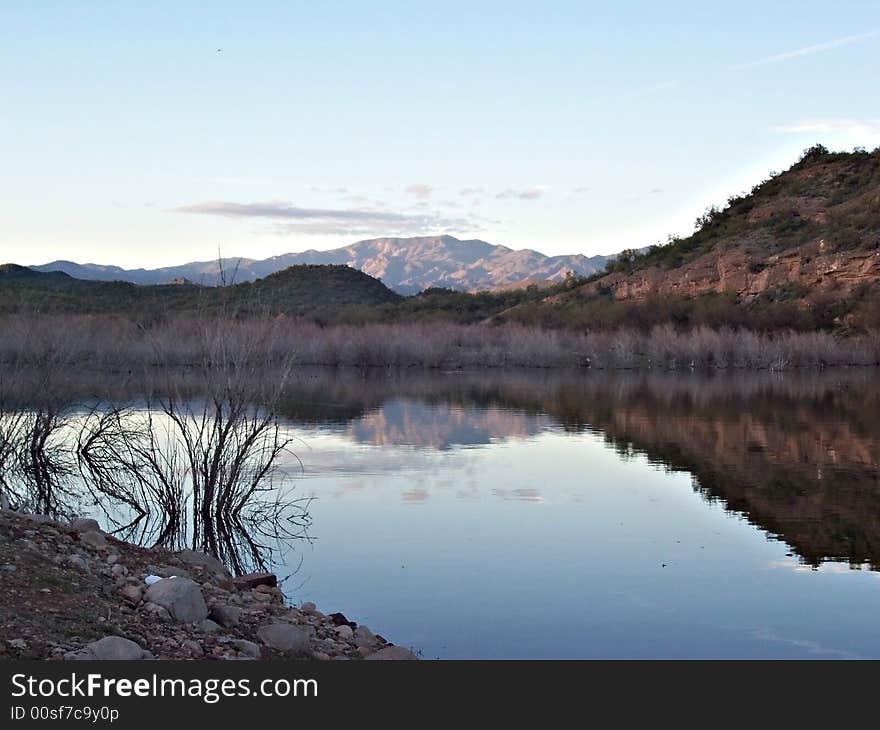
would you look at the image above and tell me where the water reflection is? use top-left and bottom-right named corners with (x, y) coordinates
top-left (6, 367), bottom-right (876, 572)
top-left (4, 365), bottom-right (880, 658)
top-left (0, 369), bottom-right (311, 575)
top-left (347, 400), bottom-right (549, 448)
top-left (277, 368), bottom-right (880, 571)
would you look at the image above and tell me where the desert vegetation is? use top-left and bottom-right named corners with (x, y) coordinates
top-left (0, 321), bottom-right (311, 574)
top-left (1, 313), bottom-right (879, 371)
top-left (604, 144), bottom-right (880, 276)
top-left (504, 283), bottom-right (880, 332)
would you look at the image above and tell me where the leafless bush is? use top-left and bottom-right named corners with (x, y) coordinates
top-left (0, 361), bottom-right (81, 515)
top-left (76, 397), bottom-right (310, 574)
top-left (73, 324), bottom-right (308, 573)
top-left (0, 405), bottom-right (78, 517)
top-left (0, 319), bottom-right (312, 573)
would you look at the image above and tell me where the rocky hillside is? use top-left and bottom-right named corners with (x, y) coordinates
top-left (33, 235), bottom-right (612, 294)
top-left (504, 146), bottom-right (880, 331)
top-left (0, 508), bottom-right (416, 660)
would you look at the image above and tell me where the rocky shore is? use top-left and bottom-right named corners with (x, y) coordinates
top-left (0, 508), bottom-right (417, 661)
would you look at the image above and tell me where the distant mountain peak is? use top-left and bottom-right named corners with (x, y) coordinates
top-left (31, 235), bottom-right (613, 294)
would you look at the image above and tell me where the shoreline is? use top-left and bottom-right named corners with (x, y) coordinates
top-left (0, 508), bottom-right (416, 661)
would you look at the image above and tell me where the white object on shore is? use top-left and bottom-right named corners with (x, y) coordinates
top-left (144, 574), bottom-right (178, 586)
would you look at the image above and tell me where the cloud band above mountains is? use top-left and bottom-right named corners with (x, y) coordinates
top-left (175, 200), bottom-right (476, 236)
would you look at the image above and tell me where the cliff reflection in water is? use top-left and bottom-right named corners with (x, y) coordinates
top-left (3, 366), bottom-right (880, 576)
top-left (279, 368), bottom-right (880, 569)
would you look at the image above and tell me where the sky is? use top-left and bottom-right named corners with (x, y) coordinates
top-left (2, 1), bottom-right (880, 268)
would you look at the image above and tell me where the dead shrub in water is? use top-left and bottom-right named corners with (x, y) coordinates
top-left (75, 324), bottom-right (310, 574)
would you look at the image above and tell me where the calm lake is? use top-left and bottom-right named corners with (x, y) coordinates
top-left (271, 368), bottom-right (880, 659)
top-left (7, 367), bottom-right (880, 658)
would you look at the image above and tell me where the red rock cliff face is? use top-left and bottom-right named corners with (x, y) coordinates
top-left (591, 243), bottom-right (880, 303)
top-left (566, 148), bottom-right (880, 317)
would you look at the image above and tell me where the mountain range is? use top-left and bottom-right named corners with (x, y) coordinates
top-left (11, 145), bottom-right (880, 332)
top-left (32, 236), bottom-right (613, 295)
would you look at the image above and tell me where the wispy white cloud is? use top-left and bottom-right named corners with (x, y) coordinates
top-left (496, 187), bottom-right (545, 201)
top-left (175, 200), bottom-right (478, 236)
top-left (773, 118), bottom-right (880, 147)
top-left (405, 183), bottom-right (433, 199)
top-left (734, 30), bottom-right (879, 69)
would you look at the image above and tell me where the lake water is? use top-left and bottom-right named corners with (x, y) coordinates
top-left (268, 369), bottom-right (880, 659)
top-left (6, 367), bottom-right (880, 658)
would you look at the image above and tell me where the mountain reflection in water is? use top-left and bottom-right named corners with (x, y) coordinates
top-left (279, 368), bottom-right (880, 570)
top-left (4, 366), bottom-right (880, 658)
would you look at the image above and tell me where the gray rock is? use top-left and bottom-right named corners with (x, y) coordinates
top-left (144, 578), bottom-right (208, 623)
top-left (353, 625), bottom-right (377, 648)
top-left (335, 625), bottom-right (354, 641)
top-left (84, 636), bottom-right (152, 660)
top-left (233, 572), bottom-right (277, 590)
top-left (8, 638), bottom-right (27, 650)
top-left (257, 623), bottom-right (312, 654)
top-left (142, 602), bottom-right (172, 621)
top-left (200, 619), bottom-right (221, 634)
top-left (363, 645), bottom-right (418, 661)
top-left (120, 584), bottom-right (143, 606)
top-left (70, 517), bottom-right (101, 533)
top-left (68, 555), bottom-right (89, 570)
top-left (232, 639), bottom-right (262, 659)
top-left (79, 531), bottom-right (108, 550)
top-left (177, 549), bottom-right (231, 578)
top-left (301, 601), bottom-right (317, 614)
top-left (181, 639), bottom-right (204, 658)
top-left (209, 603), bottom-right (242, 628)
top-left (67, 650), bottom-right (96, 660)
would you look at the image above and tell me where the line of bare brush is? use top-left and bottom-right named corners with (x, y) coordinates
top-left (1, 314), bottom-right (879, 370)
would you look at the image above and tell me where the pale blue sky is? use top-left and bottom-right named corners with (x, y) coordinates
top-left (2, 1), bottom-right (879, 267)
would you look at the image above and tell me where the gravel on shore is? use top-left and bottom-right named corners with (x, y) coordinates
top-left (0, 508), bottom-right (417, 661)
